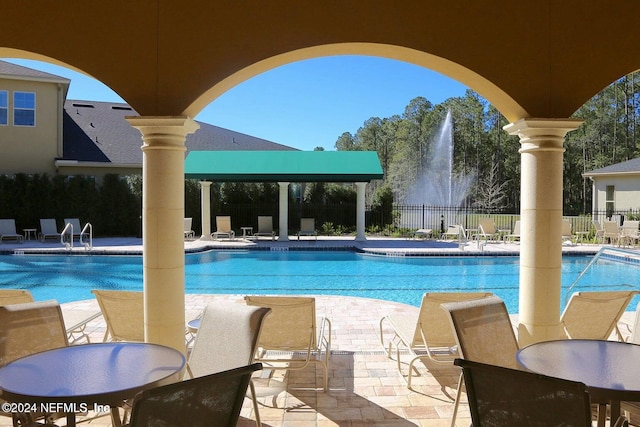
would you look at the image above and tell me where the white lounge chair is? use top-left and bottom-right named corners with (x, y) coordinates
top-left (40, 218), bottom-right (61, 242)
top-left (441, 224), bottom-right (465, 241)
top-left (184, 217), bottom-right (195, 240)
top-left (603, 220), bottom-right (622, 245)
top-left (473, 218), bottom-right (500, 243)
top-left (63, 218), bottom-right (88, 240)
top-left (503, 220), bottom-right (521, 243)
top-left (0, 219), bottom-right (24, 243)
top-left (297, 218), bottom-right (317, 240)
top-left (211, 216), bottom-right (235, 240)
top-left (254, 216), bottom-right (275, 240)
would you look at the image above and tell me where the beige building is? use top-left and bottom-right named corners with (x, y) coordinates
top-left (583, 158), bottom-right (640, 219)
top-left (0, 60), bottom-right (294, 179)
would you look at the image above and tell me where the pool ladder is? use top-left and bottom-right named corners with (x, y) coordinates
top-left (61, 222), bottom-right (93, 251)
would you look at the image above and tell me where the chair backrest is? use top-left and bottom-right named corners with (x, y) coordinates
top-left (245, 296), bottom-right (317, 351)
top-left (0, 289), bottom-right (34, 306)
top-left (561, 290), bottom-right (639, 340)
top-left (441, 296), bottom-right (519, 368)
top-left (215, 216), bottom-right (232, 233)
top-left (187, 301), bottom-right (271, 378)
top-left (129, 363), bottom-right (262, 427)
top-left (300, 218), bottom-right (315, 232)
top-left (40, 218), bottom-right (59, 234)
top-left (562, 219), bottom-right (572, 237)
top-left (0, 219), bottom-right (18, 234)
top-left (184, 217), bottom-right (193, 232)
top-left (511, 220), bottom-right (520, 235)
top-left (64, 218), bottom-right (82, 233)
top-left (0, 300), bottom-right (68, 367)
top-left (92, 289), bottom-right (144, 341)
top-left (454, 358), bottom-right (592, 427)
top-left (603, 220), bottom-right (620, 235)
top-left (478, 218), bottom-right (496, 234)
top-left (257, 216), bottom-right (273, 233)
top-left (593, 220), bottom-right (603, 232)
top-left (413, 292), bottom-right (494, 348)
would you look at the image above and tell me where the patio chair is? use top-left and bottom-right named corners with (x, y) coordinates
top-left (454, 358), bottom-right (594, 427)
top-left (440, 296), bottom-right (520, 427)
top-left (603, 220), bottom-right (622, 245)
top-left (593, 220), bottom-right (605, 244)
top-left (560, 290), bottom-right (639, 341)
top-left (502, 220), bottom-right (521, 243)
top-left (297, 217), bottom-right (317, 240)
top-left (186, 301), bottom-right (271, 426)
top-left (39, 218), bottom-right (61, 242)
top-left (64, 217), bottom-right (88, 240)
top-left (127, 363), bottom-right (262, 427)
top-left (473, 218), bottom-right (500, 243)
top-left (92, 289), bottom-right (144, 342)
top-left (244, 295), bottom-right (332, 391)
top-left (254, 215), bottom-right (275, 240)
top-left (620, 220), bottom-right (640, 247)
top-left (0, 219), bottom-right (24, 243)
top-left (184, 217), bottom-right (195, 240)
top-left (0, 300), bottom-right (69, 426)
top-left (0, 289), bottom-right (34, 306)
top-left (441, 224), bottom-right (465, 241)
top-left (211, 215), bottom-right (235, 240)
top-left (562, 219), bottom-right (575, 245)
top-left (379, 292), bottom-right (493, 389)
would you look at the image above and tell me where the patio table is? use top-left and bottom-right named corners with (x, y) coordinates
top-left (0, 342), bottom-right (185, 427)
top-left (517, 339), bottom-right (640, 427)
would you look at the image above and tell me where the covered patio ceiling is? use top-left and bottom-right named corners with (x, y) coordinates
top-left (184, 150), bottom-right (384, 182)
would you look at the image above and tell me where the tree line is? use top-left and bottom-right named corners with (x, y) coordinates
top-left (333, 73), bottom-right (640, 215)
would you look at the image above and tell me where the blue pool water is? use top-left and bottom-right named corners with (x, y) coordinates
top-left (1, 250), bottom-right (639, 313)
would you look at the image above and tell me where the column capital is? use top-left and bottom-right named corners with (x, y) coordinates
top-left (199, 180), bottom-right (212, 188)
top-left (126, 116), bottom-right (200, 151)
top-left (504, 118), bottom-right (583, 154)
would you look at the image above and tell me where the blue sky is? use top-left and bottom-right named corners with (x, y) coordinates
top-left (6, 56), bottom-right (468, 151)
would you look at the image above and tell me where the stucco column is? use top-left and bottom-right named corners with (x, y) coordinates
top-left (126, 116), bottom-right (200, 354)
top-left (504, 118), bottom-right (583, 346)
top-left (278, 182), bottom-right (290, 241)
top-left (355, 182), bottom-right (367, 241)
top-left (199, 181), bottom-right (212, 240)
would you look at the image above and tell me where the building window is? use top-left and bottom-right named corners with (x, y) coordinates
top-left (605, 185), bottom-right (615, 219)
top-left (13, 91), bottom-right (35, 126)
top-left (0, 91), bottom-right (7, 125)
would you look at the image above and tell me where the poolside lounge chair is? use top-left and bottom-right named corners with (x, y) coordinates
top-left (441, 224), bottom-right (465, 241)
top-left (441, 296), bottom-right (520, 427)
top-left (561, 219), bottom-right (575, 245)
top-left (297, 217), bottom-right (317, 240)
top-left (128, 363), bottom-right (262, 427)
top-left (0, 289), bottom-right (34, 306)
top-left (502, 220), bottom-right (521, 243)
top-left (411, 228), bottom-right (433, 239)
top-left (454, 358), bottom-right (594, 427)
top-left (184, 217), bottom-right (195, 240)
top-left (560, 290), bottom-right (639, 341)
top-left (63, 218), bottom-right (88, 240)
top-left (92, 289), bottom-right (144, 342)
top-left (620, 220), bottom-right (640, 247)
top-left (39, 218), bottom-right (61, 242)
top-left (0, 219), bottom-right (23, 243)
top-left (592, 220), bottom-right (605, 244)
top-left (254, 216), bottom-right (275, 240)
top-left (473, 218), bottom-right (500, 243)
top-left (211, 215), bottom-right (235, 240)
top-left (244, 295), bottom-right (332, 391)
top-left (603, 220), bottom-right (622, 245)
top-left (186, 301), bottom-right (271, 426)
top-left (379, 292), bottom-right (493, 389)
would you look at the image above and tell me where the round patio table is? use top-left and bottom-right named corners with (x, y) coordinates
top-left (517, 339), bottom-right (640, 427)
top-left (0, 342), bottom-right (185, 427)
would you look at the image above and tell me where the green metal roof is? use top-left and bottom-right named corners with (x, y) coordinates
top-left (184, 151), bottom-right (384, 182)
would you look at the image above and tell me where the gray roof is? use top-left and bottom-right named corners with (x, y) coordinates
top-left (583, 157), bottom-right (640, 177)
top-left (0, 60), bottom-right (70, 84)
top-left (62, 100), bottom-right (297, 164)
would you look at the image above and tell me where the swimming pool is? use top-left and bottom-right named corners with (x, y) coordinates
top-left (1, 250), bottom-right (639, 313)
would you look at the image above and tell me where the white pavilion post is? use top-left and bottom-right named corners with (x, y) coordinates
top-left (355, 182), bottom-right (367, 241)
top-left (199, 180), bottom-right (212, 240)
top-left (278, 182), bottom-right (290, 241)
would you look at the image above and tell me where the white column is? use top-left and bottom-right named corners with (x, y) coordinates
top-left (504, 118), bottom-right (583, 346)
top-left (126, 116), bottom-right (200, 354)
top-left (278, 182), bottom-right (290, 241)
top-left (355, 182), bottom-right (367, 241)
top-left (199, 181), bottom-right (212, 240)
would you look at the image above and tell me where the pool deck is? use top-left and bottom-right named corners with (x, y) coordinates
top-left (0, 236), bottom-right (636, 426)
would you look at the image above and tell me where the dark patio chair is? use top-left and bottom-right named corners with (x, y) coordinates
top-left (454, 358), bottom-right (597, 426)
top-left (127, 363), bottom-right (262, 427)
